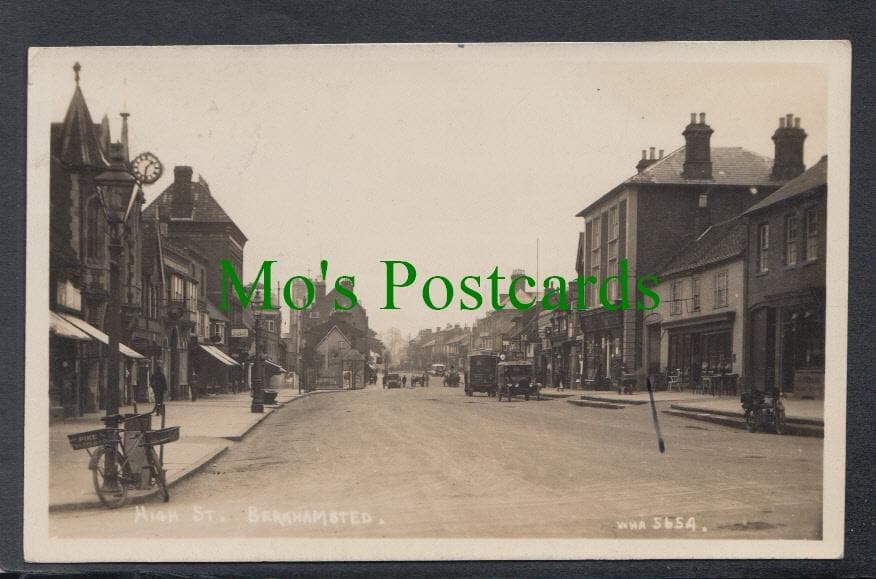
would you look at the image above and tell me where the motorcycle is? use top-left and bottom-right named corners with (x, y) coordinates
top-left (740, 389), bottom-right (786, 434)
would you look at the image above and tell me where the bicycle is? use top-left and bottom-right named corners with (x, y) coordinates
top-left (68, 410), bottom-right (180, 509)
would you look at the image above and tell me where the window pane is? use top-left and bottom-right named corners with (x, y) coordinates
top-left (806, 208), bottom-right (818, 260)
top-left (786, 215), bottom-right (798, 265)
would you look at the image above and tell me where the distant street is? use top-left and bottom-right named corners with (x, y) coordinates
top-left (51, 380), bottom-right (822, 539)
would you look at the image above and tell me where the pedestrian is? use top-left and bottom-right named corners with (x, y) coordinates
top-left (151, 363), bottom-right (167, 414)
top-left (190, 369), bottom-right (199, 402)
top-left (402, 375), bottom-right (407, 388)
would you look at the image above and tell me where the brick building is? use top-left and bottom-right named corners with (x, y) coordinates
top-left (574, 113), bottom-right (797, 388)
top-left (744, 155), bottom-right (827, 398)
top-left (49, 64), bottom-right (146, 418)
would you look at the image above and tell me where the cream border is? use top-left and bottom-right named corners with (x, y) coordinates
top-left (24, 40), bottom-right (850, 562)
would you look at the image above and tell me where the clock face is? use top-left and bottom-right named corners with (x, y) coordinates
top-left (131, 152), bottom-right (163, 184)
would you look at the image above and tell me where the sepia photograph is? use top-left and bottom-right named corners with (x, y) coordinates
top-left (24, 42), bottom-right (849, 561)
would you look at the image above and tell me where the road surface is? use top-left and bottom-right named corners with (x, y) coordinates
top-left (50, 382), bottom-right (822, 539)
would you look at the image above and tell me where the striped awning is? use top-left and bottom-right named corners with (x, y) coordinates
top-left (57, 312), bottom-right (144, 358)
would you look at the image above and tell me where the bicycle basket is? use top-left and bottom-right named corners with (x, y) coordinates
top-left (67, 428), bottom-right (115, 450)
top-left (142, 426), bottom-right (180, 446)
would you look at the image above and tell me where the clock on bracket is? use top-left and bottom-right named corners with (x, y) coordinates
top-left (130, 152), bottom-right (164, 184)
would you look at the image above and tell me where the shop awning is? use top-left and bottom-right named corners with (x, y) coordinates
top-left (57, 313), bottom-right (144, 358)
top-left (199, 344), bottom-right (238, 366)
top-left (263, 359), bottom-right (287, 373)
top-left (210, 346), bottom-right (239, 366)
top-left (50, 311), bottom-right (92, 341)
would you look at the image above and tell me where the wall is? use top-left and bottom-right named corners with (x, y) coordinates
top-left (746, 191), bottom-right (827, 308)
top-left (652, 258), bottom-right (746, 376)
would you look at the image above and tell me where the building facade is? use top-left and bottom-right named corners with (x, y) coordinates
top-left (647, 218), bottom-right (747, 388)
top-left (744, 156), bottom-right (827, 398)
top-left (575, 113), bottom-right (801, 389)
top-left (49, 65), bottom-right (147, 418)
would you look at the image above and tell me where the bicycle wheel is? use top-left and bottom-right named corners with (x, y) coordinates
top-left (148, 447), bottom-right (170, 502)
top-left (91, 446), bottom-right (129, 509)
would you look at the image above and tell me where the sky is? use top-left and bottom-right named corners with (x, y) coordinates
top-left (31, 44), bottom-right (829, 337)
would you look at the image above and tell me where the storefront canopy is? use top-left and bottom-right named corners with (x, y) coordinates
top-left (57, 312), bottom-right (144, 358)
top-left (199, 344), bottom-right (239, 366)
top-left (263, 359), bottom-right (287, 373)
top-left (50, 310), bottom-right (92, 341)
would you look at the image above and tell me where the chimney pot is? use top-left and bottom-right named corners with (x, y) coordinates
top-left (682, 113), bottom-right (713, 179)
top-left (641, 149), bottom-right (647, 159)
top-left (771, 114), bottom-right (807, 181)
top-left (659, 149), bottom-right (664, 159)
top-left (690, 113), bottom-right (697, 124)
top-left (649, 146), bottom-right (655, 159)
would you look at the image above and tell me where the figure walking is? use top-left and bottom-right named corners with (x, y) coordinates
top-left (151, 363), bottom-right (167, 415)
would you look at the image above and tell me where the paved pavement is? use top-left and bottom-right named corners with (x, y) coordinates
top-left (671, 397), bottom-right (824, 423)
top-left (49, 387), bottom-right (315, 511)
top-left (50, 381), bottom-right (823, 539)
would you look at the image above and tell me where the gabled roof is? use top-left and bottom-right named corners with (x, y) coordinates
top-left (744, 155), bottom-right (827, 216)
top-left (660, 217), bottom-right (746, 277)
top-left (304, 317), bottom-right (364, 351)
top-left (56, 84), bottom-right (108, 169)
top-left (577, 146), bottom-right (776, 217)
top-left (145, 176), bottom-right (248, 241)
top-left (314, 325), bottom-right (352, 350)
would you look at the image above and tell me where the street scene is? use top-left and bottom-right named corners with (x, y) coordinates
top-left (51, 380), bottom-right (823, 539)
top-left (32, 44), bottom-right (839, 557)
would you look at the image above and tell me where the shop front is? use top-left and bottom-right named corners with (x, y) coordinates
top-left (579, 309), bottom-right (624, 390)
top-left (749, 289), bottom-right (824, 398)
top-left (663, 312), bottom-right (736, 389)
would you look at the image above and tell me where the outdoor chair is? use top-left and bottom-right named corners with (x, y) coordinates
top-left (667, 369), bottom-right (682, 392)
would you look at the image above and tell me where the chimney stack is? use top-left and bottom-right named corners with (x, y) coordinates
top-left (171, 165), bottom-right (194, 218)
top-left (682, 112), bottom-right (714, 180)
top-left (771, 114), bottom-right (807, 181)
top-left (636, 146), bottom-right (662, 173)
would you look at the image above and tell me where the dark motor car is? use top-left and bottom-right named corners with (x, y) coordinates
top-left (385, 373), bottom-right (402, 388)
top-left (496, 360), bottom-right (539, 401)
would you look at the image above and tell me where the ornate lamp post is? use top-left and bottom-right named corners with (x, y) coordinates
top-left (94, 145), bottom-right (162, 486)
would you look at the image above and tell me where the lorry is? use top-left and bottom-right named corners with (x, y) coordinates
top-left (464, 353), bottom-right (499, 397)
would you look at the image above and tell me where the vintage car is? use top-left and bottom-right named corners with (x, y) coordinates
top-left (384, 373), bottom-right (402, 389)
top-left (496, 360), bottom-right (539, 401)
